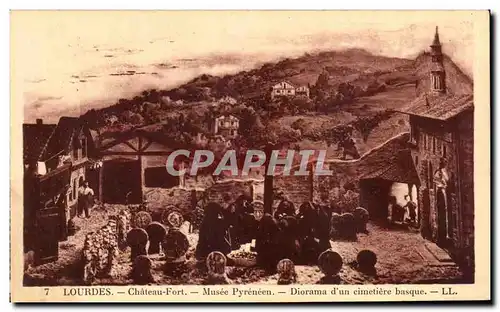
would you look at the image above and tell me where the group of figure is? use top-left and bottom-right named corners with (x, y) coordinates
top-left (122, 193), bottom-right (374, 285)
top-left (195, 195), bottom-right (362, 273)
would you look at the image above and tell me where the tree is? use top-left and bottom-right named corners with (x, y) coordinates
top-left (315, 70), bottom-right (330, 90)
top-left (352, 110), bottom-right (393, 142)
top-left (291, 97), bottom-right (314, 113)
top-left (337, 82), bottom-right (356, 103)
top-left (130, 113), bottom-right (144, 125)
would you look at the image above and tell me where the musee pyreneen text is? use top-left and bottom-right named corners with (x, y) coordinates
top-left (62, 286), bottom-right (445, 298)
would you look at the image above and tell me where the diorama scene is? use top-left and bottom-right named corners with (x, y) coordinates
top-left (19, 13), bottom-right (474, 286)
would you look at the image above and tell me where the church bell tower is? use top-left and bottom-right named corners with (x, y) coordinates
top-left (430, 26), bottom-right (446, 94)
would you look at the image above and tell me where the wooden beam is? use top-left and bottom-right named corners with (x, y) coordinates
top-left (139, 139), bottom-right (153, 152)
top-left (99, 151), bottom-right (173, 156)
top-left (263, 143), bottom-right (274, 215)
top-left (123, 140), bottom-right (139, 152)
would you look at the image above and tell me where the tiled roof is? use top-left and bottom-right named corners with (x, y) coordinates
top-left (23, 123), bottom-right (56, 162)
top-left (40, 117), bottom-right (81, 161)
top-left (360, 149), bottom-right (420, 185)
top-left (396, 93), bottom-right (473, 121)
top-left (276, 132), bottom-right (421, 186)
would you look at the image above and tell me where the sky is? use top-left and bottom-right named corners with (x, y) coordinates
top-left (10, 11), bottom-right (477, 123)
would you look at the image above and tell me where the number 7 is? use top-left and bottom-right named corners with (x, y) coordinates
top-left (44, 288), bottom-right (49, 295)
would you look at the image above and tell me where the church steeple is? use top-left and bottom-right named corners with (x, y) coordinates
top-left (429, 26), bottom-right (446, 94)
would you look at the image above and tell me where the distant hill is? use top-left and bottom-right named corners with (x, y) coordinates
top-left (161, 48), bottom-right (414, 102)
top-left (82, 47), bottom-right (473, 137)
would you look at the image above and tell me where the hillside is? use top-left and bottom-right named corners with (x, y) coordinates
top-left (81, 47), bottom-right (473, 157)
top-left (161, 48), bottom-right (414, 102)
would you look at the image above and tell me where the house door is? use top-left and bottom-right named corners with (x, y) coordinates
top-left (421, 188), bottom-right (432, 239)
top-left (34, 206), bottom-right (62, 265)
top-left (102, 159), bottom-right (142, 204)
top-left (436, 188), bottom-right (448, 246)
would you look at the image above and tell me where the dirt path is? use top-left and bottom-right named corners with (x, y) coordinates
top-left (24, 209), bottom-right (463, 286)
top-left (24, 204), bottom-right (125, 286)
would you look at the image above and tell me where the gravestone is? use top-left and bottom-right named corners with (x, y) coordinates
top-left (133, 211), bottom-right (152, 230)
top-left (357, 249), bottom-right (377, 274)
top-left (131, 255), bottom-right (155, 285)
top-left (166, 211), bottom-right (184, 228)
top-left (317, 250), bottom-right (343, 284)
top-left (126, 228), bottom-right (149, 262)
top-left (205, 251), bottom-right (231, 284)
top-left (277, 259), bottom-right (297, 285)
top-left (161, 207), bottom-right (183, 228)
top-left (340, 213), bottom-right (357, 240)
top-left (162, 228), bottom-right (190, 276)
top-left (354, 207), bottom-right (369, 234)
top-left (329, 213), bottom-right (341, 240)
top-left (146, 222), bottom-right (167, 255)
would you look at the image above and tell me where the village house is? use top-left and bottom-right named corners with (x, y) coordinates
top-left (271, 80), bottom-right (310, 99)
top-left (397, 27), bottom-right (474, 275)
top-left (213, 114), bottom-right (239, 139)
top-left (23, 117), bottom-right (99, 264)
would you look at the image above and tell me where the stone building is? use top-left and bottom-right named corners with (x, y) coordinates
top-left (213, 114), bottom-right (239, 139)
top-left (23, 117), bottom-right (98, 264)
top-left (271, 80), bottom-right (310, 99)
top-left (397, 27), bottom-right (474, 275)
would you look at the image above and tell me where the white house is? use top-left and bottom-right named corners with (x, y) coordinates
top-left (213, 115), bottom-right (239, 139)
top-left (271, 80), bottom-right (310, 99)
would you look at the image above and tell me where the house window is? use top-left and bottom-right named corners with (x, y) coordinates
top-left (415, 155), bottom-right (419, 166)
top-left (72, 178), bottom-right (77, 201)
top-left (428, 162), bottom-right (433, 190)
top-left (442, 145), bottom-right (447, 158)
top-left (73, 146), bottom-right (78, 159)
top-left (410, 127), bottom-right (419, 144)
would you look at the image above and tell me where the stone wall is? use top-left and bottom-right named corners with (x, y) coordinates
top-left (144, 187), bottom-right (201, 215)
top-left (204, 179), bottom-right (257, 206)
top-left (81, 209), bottom-right (131, 284)
top-left (82, 219), bottom-right (119, 284)
top-left (274, 173), bottom-right (313, 207)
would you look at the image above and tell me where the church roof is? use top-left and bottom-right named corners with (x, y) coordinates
top-left (397, 93), bottom-right (473, 121)
top-left (431, 26), bottom-right (441, 47)
top-left (430, 61), bottom-right (445, 72)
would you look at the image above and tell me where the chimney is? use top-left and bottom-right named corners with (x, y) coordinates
top-left (36, 119), bottom-right (43, 125)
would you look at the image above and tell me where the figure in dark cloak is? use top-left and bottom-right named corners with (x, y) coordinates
top-left (255, 213), bottom-right (281, 272)
top-left (297, 202), bottom-right (323, 264)
top-left (234, 195), bottom-right (256, 245)
top-left (223, 202), bottom-right (240, 250)
top-left (313, 203), bottom-right (332, 252)
top-left (195, 202), bottom-right (231, 261)
top-left (276, 215), bottom-right (300, 263)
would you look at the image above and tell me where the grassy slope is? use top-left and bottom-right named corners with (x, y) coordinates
top-left (92, 48), bottom-right (472, 160)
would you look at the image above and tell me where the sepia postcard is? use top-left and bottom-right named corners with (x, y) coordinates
top-left (10, 10), bottom-right (491, 303)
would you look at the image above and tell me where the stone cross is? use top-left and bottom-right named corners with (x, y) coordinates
top-left (126, 228), bottom-right (149, 262)
top-left (277, 258), bottom-right (297, 285)
top-left (131, 255), bottom-right (155, 285)
top-left (146, 222), bottom-right (167, 255)
top-left (205, 251), bottom-right (231, 284)
top-left (317, 250), bottom-right (342, 284)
